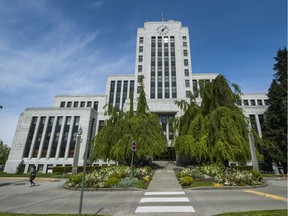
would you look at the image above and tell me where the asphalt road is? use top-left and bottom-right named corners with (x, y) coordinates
top-left (0, 177), bottom-right (287, 216)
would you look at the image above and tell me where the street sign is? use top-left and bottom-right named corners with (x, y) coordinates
top-left (131, 141), bottom-right (137, 151)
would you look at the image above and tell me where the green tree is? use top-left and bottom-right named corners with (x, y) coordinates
top-left (0, 140), bottom-right (10, 165)
top-left (174, 75), bottom-right (257, 166)
top-left (16, 160), bottom-right (25, 174)
top-left (91, 76), bottom-right (167, 163)
top-left (262, 48), bottom-right (287, 171)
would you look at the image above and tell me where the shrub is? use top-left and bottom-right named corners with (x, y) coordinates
top-left (67, 172), bottom-right (83, 188)
top-left (16, 160), bottom-right (25, 175)
top-left (180, 176), bottom-right (193, 186)
top-left (117, 177), bottom-right (139, 188)
top-left (104, 176), bottom-right (121, 188)
top-left (250, 170), bottom-right (263, 182)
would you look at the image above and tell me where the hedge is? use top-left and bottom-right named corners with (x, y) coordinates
top-left (52, 166), bottom-right (101, 174)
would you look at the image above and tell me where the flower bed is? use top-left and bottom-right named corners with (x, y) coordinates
top-left (176, 164), bottom-right (263, 187)
top-left (66, 165), bottom-right (153, 189)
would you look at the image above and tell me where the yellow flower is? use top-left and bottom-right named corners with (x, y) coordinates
top-left (212, 183), bottom-right (222, 187)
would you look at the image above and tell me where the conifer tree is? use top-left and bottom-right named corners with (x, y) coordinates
top-left (262, 48), bottom-right (287, 171)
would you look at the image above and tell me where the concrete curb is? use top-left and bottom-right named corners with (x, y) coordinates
top-left (187, 182), bottom-right (268, 190)
top-left (63, 184), bottom-right (145, 191)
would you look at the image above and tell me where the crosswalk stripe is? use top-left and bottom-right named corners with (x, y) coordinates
top-left (135, 206), bottom-right (195, 213)
top-left (144, 191), bottom-right (185, 196)
top-left (140, 197), bottom-right (189, 203)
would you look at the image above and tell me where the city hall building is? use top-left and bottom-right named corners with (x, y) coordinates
top-left (5, 20), bottom-right (268, 173)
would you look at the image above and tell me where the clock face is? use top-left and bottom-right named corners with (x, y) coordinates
top-left (156, 25), bottom-right (169, 35)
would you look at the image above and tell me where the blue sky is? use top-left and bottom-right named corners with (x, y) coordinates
top-left (0, 0), bottom-right (286, 146)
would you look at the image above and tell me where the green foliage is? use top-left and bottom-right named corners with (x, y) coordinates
top-left (67, 172), bottom-right (83, 188)
top-left (262, 48), bottom-right (287, 170)
top-left (215, 168), bottom-right (263, 186)
top-left (66, 165), bottom-right (152, 189)
top-left (174, 75), bottom-right (259, 165)
top-left (179, 176), bottom-right (193, 186)
top-left (117, 177), bottom-right (139, 188)
top-left (0, 140), bottom-right (10, 165)
top-left (104, 176), bottom-right (121, 188)
top-left (16, 160), bottom-right (25, 174)
top-left (136, 75), bottom-right (148, 115)
top-left (52, 166), bottom-right (98, 174)
top-left (91, 78), bottom-right (167, 163)
top-left (177, 165), bottom-right (263, 187)
top-left (250, 170), bottom-right (263, 182)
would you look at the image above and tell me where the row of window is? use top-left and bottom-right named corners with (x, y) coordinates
top-left (23, 116), bottom-right (81, 159)
top-left (237, 99), bottom-right (268, 106)
top-left (60, 101), bottom-right (99, 111)
top-left (109, 80), bottom-right (135, 109)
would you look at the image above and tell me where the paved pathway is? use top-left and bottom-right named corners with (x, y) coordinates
top-left (135, 161), bottom-right (195, 215)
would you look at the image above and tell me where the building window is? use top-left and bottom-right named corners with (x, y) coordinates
top-left (236, 100), bottom-right (242, 106)
top-left (67, 102), bottom-right (72, 107)
top-left (109, 81), bottom-right (115, 105)
top-left (93, 101), bottom-right (98, 111)
top-left (80, 101), bottom-right (85, 107)
top-left (74, 116), bottom-right (80, 126)
top-left (186, 91), bottom-right (190, 98)
top-left (183, 50), bottom-right (188, 56)
top-left (182, 36), bottom-right (187, 40)
top-left (57, 117), bottom-right (63, 126)
top-left (87, 101), bottom-right (92, 107)
top-left (73, 101), bottom-right (79, 107)
top-left (60, 102), bottom-right (65, 107)
top-left (65, 116), bottom-right (71, 125)
top-left (257, 99), bottom-right (263, 106)
top-left (40, 117), bottom-right (46, 125)
top-left (250, 100), bottom-right (256, 106)
top-left (139, 37), bottom-right (144, 43)
top-left (139, 46), bottom-right (143, 52)
top-left (184, 59), bottom-right (188, 66)
top-left (264, 99), bottom-right (268, 105)
top-left (243, 100), bottom-right (249, 106)
top-left (183, 42), bottom-right (187, 47)
top-left (185, 69), bottom-right (189, 76)
top-left (48, 117), bottom-right (54, 126)
top-left (138, 55), bottom-right (143, 62)
top-left (138, 65), bottom-right (142, 72)
top-left (185, 80), bottom-right (190, 87)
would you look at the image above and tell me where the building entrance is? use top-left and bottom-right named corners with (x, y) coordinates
top-left (154, 147), bottom-right (176, 161)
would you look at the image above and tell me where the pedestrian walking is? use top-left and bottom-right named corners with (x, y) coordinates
top-left (29, 166), bottom-right (37, 187)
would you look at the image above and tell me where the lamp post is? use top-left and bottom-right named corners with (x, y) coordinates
top-left (72, 127), bottom-right (83, 175)
top-left (248, 122), bottom-right (259, 172)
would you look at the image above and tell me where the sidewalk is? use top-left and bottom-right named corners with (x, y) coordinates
top-left (147, 161), bottom-right (183, 191)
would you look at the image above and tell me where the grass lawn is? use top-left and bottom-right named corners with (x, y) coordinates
top-left (214, 209), bottom-right (287, 216)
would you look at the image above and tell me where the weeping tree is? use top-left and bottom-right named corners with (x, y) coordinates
top-left (91, 75), bottom-right (167, 164)
top-left (174, 75), bottom-right (261, 165)
top-left (261, 48), bottom-right (287, 171)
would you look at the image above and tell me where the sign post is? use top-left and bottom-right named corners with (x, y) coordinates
top-left (130, 141), bottom-right (136, 178)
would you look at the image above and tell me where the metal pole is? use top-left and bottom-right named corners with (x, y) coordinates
top-left (130, 151), bottom-right (134, 178)
top-left (248, 122), bottom-right (259, 172)
top-left (72, 128), bottom-right (82, 175)
top-left (78, 138), bottom-right (89, 216)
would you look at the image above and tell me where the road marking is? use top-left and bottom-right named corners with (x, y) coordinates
top-left (135, 206), bottom-right (195, 213)
top-left (244, 189), bottom-right (288, 202)
top-left (140, 197), bottom-right (189, 203)
top-left (144, 191), bottom-right (185, 196)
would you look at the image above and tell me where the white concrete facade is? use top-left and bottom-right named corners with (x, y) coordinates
top-left (5, 20), bottom-right (268, 173)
